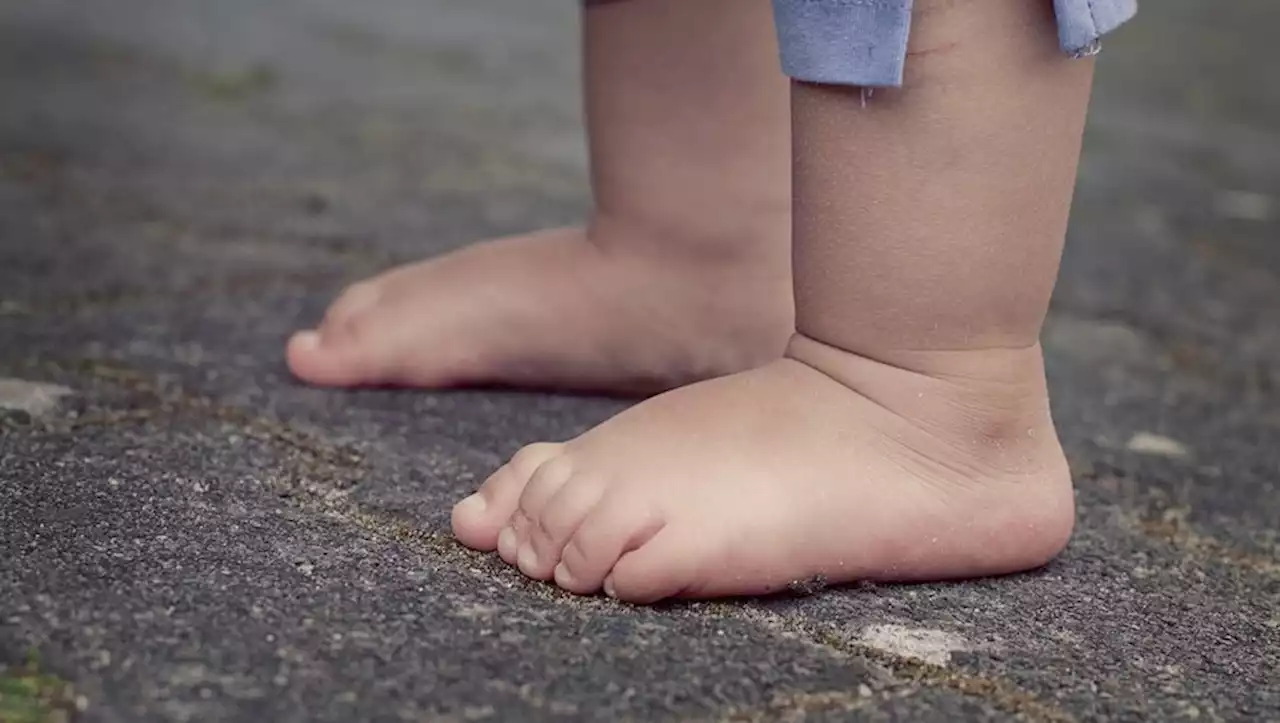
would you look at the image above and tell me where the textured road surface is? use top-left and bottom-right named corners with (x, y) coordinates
top-left (2, 1), bottom-right (1277, 721)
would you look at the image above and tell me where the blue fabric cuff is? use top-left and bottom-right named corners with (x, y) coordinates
top-left (772, 0), bottom-right (914, 88)
top-left (1056, 0), bottom-right (1139, 56)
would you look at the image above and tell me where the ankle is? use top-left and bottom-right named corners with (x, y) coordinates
top-left (583, 205), bottom-right (793, 327)
top-left (787, 334), bottom-right (1063, 471)
top-left (586, 191), bottom-right (791, 270)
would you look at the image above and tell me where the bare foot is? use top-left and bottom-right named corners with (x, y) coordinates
top-left (287, 0), bottom-right (793, 393)
top-left (286, 216), bottom-right (793, 394)
top-left (452, 335), bottom-right (1074, 602)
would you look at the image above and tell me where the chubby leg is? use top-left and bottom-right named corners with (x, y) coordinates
top-left (456, 0), bottom-right (1095, 602)
top-left (287, 0), bottom-right (792, 394)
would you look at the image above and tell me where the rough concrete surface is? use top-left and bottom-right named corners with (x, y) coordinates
top-left (1, 0), bottom-right (1277, 721)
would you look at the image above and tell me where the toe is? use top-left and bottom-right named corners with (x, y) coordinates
top-left (286, 282), bottom-right (393, 387)
top-left (497, 515), bottom-right (526, 565)
top-left (452, 466), bottom-right (525, 552)
top-left (451, 443), bottom-right (562, 551)
top-left (286, 324), bottom-right (387, 390)
top-left (607, 526), bottom-right (700, 604)
top-left (322, 281), bottom-right (383, 330)
top-left (554, 492), bottom-right (665, 597)
top-left (526, 474), bottom-right (605, 580)
top-left (285, 331), bottom-right (364, 386)
top-left (510, 456), bottom-right (577, 580)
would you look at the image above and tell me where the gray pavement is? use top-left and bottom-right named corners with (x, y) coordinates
top-left (1, 1), bottom-right (1277, 721)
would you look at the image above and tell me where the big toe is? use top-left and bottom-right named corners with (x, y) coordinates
top-left (452, 443), bottom-right (562, 551)
top-left (286, 285), bottom-right (392, 387)
top-left (286, 325), bottom-right (388, 387)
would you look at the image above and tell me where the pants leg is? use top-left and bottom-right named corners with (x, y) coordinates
top-left (772, 0), bottom-right (1137, 87)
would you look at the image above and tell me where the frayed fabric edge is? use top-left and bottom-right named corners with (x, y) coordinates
top-left (1069, 38), bottom-right (1103, 59)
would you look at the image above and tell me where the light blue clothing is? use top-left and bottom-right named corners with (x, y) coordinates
top-left (772, 0), bottom-right (1138, 87)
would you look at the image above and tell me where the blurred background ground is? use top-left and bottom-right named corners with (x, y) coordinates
top-left (1, 1), bottom-right (1277, 721)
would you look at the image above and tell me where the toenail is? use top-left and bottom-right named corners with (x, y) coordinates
top-left (293, 330), bottom-right (322, 349)
top-left (517, 545), bottom-right (539, 573)
top-left (553, 563), bottom-right (575, 588)
top-left (497, 527), bottom-right (518, 556)
top-left (455, 494), bottom-right (487, 516)
top-left (603, 576), bottom-right (617, 599)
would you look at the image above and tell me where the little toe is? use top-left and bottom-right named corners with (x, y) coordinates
top-left (452, 443), bottom-right (560, 551)
top-left (607, 526), bottom-right (700, 604)
top-left (555, 493), bottom-right (665, 596)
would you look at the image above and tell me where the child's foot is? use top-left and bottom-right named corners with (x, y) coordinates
top-left (286, 217), bottom-right (792, 394)
top-left (452, 335), bottom-right (1074, 602)
top-left (287, 0), bottom-right (792, 394)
